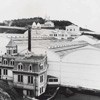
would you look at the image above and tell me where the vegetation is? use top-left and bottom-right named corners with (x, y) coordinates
top-left (80, 27), bottom-right (93, 32)
top-left (5, 17), bottom-right (73, 29)
top-left (11, 17), bottom-right (45, 27)
top-left (0, 17), bottom-right (93, 33)
top-left (52, 20), bottom-right (73, 29)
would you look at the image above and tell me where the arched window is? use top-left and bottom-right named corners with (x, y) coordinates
top-left (28, 64), bottom-right (32, 72)
top-left (17, 63), bottom-right (23, 70)
top-left (3, 59), bottom-right (8, 65)
top-left (10, 59), bottom-right (14, 66)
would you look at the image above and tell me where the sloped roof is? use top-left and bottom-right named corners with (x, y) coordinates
top-left (6, 38), bottom-right (17, 47)
top-left (73, 35), bottom-right (97, 45)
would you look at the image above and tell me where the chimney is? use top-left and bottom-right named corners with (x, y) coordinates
top-left (28, 26), bottom-right (31, 52)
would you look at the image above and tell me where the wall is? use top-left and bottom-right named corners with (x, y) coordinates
top-left (47, 46), bottom-right (100, 90)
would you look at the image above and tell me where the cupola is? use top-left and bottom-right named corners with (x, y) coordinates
top-left (6, 38), bottom-right (18, 55)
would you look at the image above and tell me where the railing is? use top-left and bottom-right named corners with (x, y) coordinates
top-left (0, 75), bottom-right (13, 81)
top-left (14, 82), bottom-right (34, 89)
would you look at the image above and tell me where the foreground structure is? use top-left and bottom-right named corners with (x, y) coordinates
top-left (0, 31), bottom-right (100, 99)
top-left (0, 39), bottom-right (48, 97)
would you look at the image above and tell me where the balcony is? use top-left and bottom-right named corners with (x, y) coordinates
top-left (14, 82), bottom-right (35, 90)
top-left (0, 75), bottom-right (13, 81)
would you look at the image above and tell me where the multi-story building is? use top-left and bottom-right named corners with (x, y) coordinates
top-left (13, 54), bottom-right (47, 97)
top-left (0, 38), bottom-right (48, 97)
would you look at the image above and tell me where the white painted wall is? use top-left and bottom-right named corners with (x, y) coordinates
top-left (14, 74), bottom-right (18, 83)
top-left (23, 75), bottom-right (27, 84)
top-left (8, 69), bottom-right (13, 78)
top-left (61, 48), bottom-right (100, 90)
top-left (66, 25), bottom-right (81, 35)
top-left (47, 46), bottom-right (100, 90)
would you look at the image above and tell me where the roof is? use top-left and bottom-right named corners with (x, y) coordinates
top-left (0, 26), bottom-right (26, 30)
top-left (6, 38), bottom-right (17, 47)
top-left (49, 41), bottom-right (89, 57)
top-left (15, 54), bottom-right (46, 63)
top-left (73, 35), bottom-right (97, 45)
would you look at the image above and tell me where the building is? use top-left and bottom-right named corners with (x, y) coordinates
top-left (46, 37), bottom-right (100, 91)
top-left (66, 24), bottom-right (81, 36)
top-left (13, 53), bottom-right (47, 97)
top-left (49, 29), bottom-right (69, 39)
top-left (43, 21), bottom-right (55, 28)
top-left (0, 39), bottom-right (18, 80)
top-left (32, 22), bottom-right (41, 29)
top-left (0, 38), bottom-right (48, 97)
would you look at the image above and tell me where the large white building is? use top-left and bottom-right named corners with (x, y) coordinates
top-left (66, 24), bottom-right (81, 36)
top-left (26, 37), bottom-right (100, 91)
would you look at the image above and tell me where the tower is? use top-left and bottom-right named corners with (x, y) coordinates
top-left (6, 38), bottom-right (18, 55)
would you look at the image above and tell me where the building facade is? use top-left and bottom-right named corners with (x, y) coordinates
top-left (0, 39), bottom-right (48, 97)
top-left (66, 24), bottom-right (81, 36)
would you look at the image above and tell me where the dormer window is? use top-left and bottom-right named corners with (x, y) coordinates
top-left (7, 50), bottom-right (11, 54)
top-left (13, 49), bottom-right (17, 53)
top-left (10, 59), bottom-right (14, 66)
top-left (3, 59), bottom-right (8, 65)
top-left (39, 63), bottom-right (43, 70)
top-left (18, 63), bottom-right (23, 71)
top-left (28, 64), bottom-right (32, 72)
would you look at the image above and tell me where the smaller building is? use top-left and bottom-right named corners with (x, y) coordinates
top-left (49, 29), bottom-right (69, 39)
top-left (43, 21), bottom-right (55, 28)
top-left (66, 24), bottom-right (81, 36)
top-left (32, 22), bottom-right (41, 29)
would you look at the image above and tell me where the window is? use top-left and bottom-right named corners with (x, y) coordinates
top-left (27, 90), bottom-right (33, 96)
top-left (28, 76), bottom-right (33, 84)
top-left (7, 50), bottom-right (11, 54)
top-left (54, 79), bottom-right (58, 82)
top-left (70, 29), bottom-right (72, 31)
top-left (27, 90), bottom-right (31, 96)
top-left (48, 78), bottom-right (58, 82)
top-left (62, 34), bottom-right (64, 37)
top-left (40, 87), bottom-right (43, 94)
top-left (10, 60), bottom-right (14, 66)
top-left (18, 75), bottom-right (23, 82)
top-left (13, 49), bottom-right (17, 53)
top-left (54, 34), bottom-right (57, 36)
top-left (39, 63), bottom-right (43, 70)
top-left (3, 69), bottom-right (8, 75)
top-left (48, 79), bottom-right (53, 82)
top-left (3, 59), bottom-right (8, 65)
top-left (40, 75), bottom-right (43, 83)
top-left (28, 64), bottom-right (32, 72)
top-left (17, 63), bottom-right (23, 70)
top-left (49, 34), bottom-right (53, 36)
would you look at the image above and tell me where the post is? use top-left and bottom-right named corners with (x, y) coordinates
top-left (28, 26), bottom-right (31, 52)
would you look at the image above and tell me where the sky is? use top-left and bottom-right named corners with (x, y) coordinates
top-left (0, 0), bottom-right (100, 32)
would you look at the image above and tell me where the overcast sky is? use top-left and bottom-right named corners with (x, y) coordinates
top-left (0, 0), bottom-right (100, 32)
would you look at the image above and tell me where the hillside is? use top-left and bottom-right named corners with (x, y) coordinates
top-left (0, 17), bottom-right (94, 34)
top-left (5, 17), bottom-right (73, 28)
